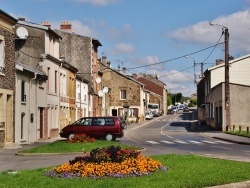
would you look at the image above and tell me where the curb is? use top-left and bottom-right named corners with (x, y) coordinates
top-left (15, 152), bottom-right (85, 156)
top-left (212, 136), bottom-right (250, 145)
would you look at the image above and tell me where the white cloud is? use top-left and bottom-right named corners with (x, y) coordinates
top-left (169, 9), bottom-right (250, 56)
top-left (112, 42), bottom-right (135, 54)
top-left (106, 24), bottom-right (135, 41)
top-left (72, 0), bottom-right (120, 6)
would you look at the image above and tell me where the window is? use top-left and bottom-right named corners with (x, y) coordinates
top-left (55, 70), bottom-right (57, 93)
top-left (47, 67), bottom-right (50, 91)
top-left (120, 90), bottom-right (126, 100)
top-left (0, 36), bottom-right (5, 75)
top-left (21, 112), bottom-right (25, 139)
top-left (105, 118), bottom-right (114, 126)
top-left (21, 81), bottom-right (26, 102)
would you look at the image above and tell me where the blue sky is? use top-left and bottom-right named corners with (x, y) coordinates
top-left (2, 0), bottom-right (250, 96)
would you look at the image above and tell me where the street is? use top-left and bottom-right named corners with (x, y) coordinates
top-left (121, 111), bottom-right (250, 161)
top-left (0, 110), bottom-right (250, 173)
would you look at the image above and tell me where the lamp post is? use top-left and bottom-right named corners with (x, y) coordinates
top-left (209, 22), bottom-right (230, 131)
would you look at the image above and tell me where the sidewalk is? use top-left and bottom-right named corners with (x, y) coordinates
top-left (190, 123), bottom-right (250, 145)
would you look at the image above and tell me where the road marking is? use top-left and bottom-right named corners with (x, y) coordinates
top-left (211, 146), bottom-right (233, 150)
top-left (160, 140), bottom-right (175, 144)
top-left (214, 141), bottom-right (233, 144)
top-left (145, 141), bottom-right (160, 144)
top-left (202, 140), bottom-right (218, 144)
top-left (188, 140), bottom-right (204, 145)
top-left (174, 140), bottom-right (188, 144)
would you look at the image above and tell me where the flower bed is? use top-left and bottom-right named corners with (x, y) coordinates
top-left (45, 146), bottom-right (167, 179)
top-left (66, 134), bottom-right (96, 143)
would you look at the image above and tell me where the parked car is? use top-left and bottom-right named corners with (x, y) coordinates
top-left (167, 108), bottom-right (174, 114)
top-left (145, 111), bottom-right (153, 120)
top-left (59, 116), bottom-right (126, 141)
top-left (183, 107), bottom-right (189, 112)
top-left (171, 106), bottom-right (178, 113)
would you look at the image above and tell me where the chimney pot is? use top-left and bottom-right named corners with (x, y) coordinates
top-left (41, 21), bottom-right (51, 28)
top-left (60, 21), bottom-right (72, 31)
top-left (18, 17), bottom-right (25, 21)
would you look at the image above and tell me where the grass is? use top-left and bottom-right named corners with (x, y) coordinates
top-left (226, 131), bottom-right (250, 138)
top-left (1, 154), bottom-right (250, 188)
top-left (18, 139), bottom-right (142, 154)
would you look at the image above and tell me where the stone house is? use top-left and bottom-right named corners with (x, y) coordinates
top-left (53, 22), bottom-right (102, 117)
top-left (197, 54), bottom-right (250, 132)
top-left (0, 10), bottom-right (17, 147)
top-left (75, 75), bottom-right (89, 120)
top-left (133, 73), bottom-right (167, 115)
top-left (14, 18), bottom-right (78, 143)
top-left (100, 57), bottom-right (146, 123)
top-left (58, 60), bottom-right (78, 131)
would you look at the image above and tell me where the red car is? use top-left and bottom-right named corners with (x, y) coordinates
top-left (59, 116), bottom-right (126, 141)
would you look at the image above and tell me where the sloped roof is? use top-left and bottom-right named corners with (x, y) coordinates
top-left (100, 62), bottom-right (144, 87)
top-left (136, 77), bottom-right (163, 96)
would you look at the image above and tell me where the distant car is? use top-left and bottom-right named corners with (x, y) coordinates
top-left (179, 105), bottom-right (185, 110)
top-left (59, 116), bottom-right (126, 141)
top-left (171, 106), bottom-right (178, 113)
top-left (183, 107), bottom-right (189, 112)
top-left (167, 108), bottom-right (174, 114)
top-left (145, 111), bottom-right (153, 120)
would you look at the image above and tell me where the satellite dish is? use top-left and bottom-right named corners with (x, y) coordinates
top-left (98, 90), bottom-right (104, 97)
top-left (103, 87), bottom-right (109, 93)
top-left (95, 77), bottom-right (101, 83)
top-left (16, 27), bottom-right (29, 39)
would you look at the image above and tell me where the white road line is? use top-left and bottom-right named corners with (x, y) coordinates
top-left (174, 140), bottom-right (188, 144)
top-left (188, 140), bottom-right (204, 145)
top-left (160, 140), bottom-right (175, 144)
top-left (214, 141), bottom-right (233, 144)
top-left (202, 140), bottom-right (218, 144)
top-left (211, 146), bottom-right (233, 150)
top-left (145, 141), bottom-right (160, 144)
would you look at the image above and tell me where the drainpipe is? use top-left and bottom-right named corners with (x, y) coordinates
top-left (29, 72), bottom-right (37, 143)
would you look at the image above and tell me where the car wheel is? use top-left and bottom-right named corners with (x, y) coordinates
top-left (105, 133), bottom-right (115, 141)
top-left (68, 133), bottom-right (75, 140)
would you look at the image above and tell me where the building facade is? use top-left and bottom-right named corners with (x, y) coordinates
top-left (198, 54), bottom-right (250, 131)
top-left (0, 10), bottom-right (17, 147)
top-left (54, 22), bottom-right (102, 117)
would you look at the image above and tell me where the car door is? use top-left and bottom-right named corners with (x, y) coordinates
top-left (76, 118), bottom-right (92, 136)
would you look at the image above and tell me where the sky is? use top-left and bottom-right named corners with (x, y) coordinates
top-left (2, 0), bottom-right (250, 97)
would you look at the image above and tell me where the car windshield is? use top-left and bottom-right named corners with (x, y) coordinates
top-left (148, 104), bottom-right (158, 109)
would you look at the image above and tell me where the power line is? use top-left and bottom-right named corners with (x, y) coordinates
top-left (126, 42), bottom-right (224, 71)
top-left (159, 65), bottom-right (194, 78)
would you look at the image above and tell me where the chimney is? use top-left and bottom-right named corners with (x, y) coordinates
top-left (122, 67), bottom-right (126, 74)
top-left (107, 61), bottom-right (110, 68)
top-left (41, 21), bottom-right (51, 28)
top-left (18, 17), bottom-right (25, 21)
top-left (60, 21), bottom-right (72, 31)
top-left (216, 59), bottom-right (224, 65)
top-left (102, 56), bottom-right (107, 63)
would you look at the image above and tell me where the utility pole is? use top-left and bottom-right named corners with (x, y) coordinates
top-left (209, 22), bottom-right (230, 131)
top-left (224, 27), bottom-right (231, 131)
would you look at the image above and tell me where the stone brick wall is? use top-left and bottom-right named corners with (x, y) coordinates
top-left (54, 30), bottom-right (93, 88)
top-left (0, 27), bottom-right (16, 90)
top-left (0, 130), bottom-right (4, 148)
top-left (103, 71), bottom-right (141, 107)
top-left (0, 23), bottom-right (16, 145)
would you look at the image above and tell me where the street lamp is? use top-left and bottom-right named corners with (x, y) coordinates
top-left (209, 22), bottom-right (230, 131)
